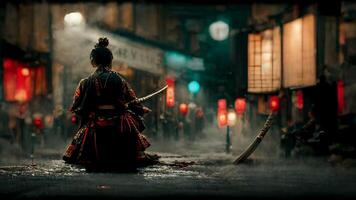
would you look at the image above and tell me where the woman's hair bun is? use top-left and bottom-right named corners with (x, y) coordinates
top-left (95, 37), bottom-right (109, 48)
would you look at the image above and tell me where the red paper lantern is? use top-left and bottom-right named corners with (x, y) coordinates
top-left (33, 117), bottom-right (43, 129)
top-left (217, 99), bottom-right (227, 127)
top-left (179, 103), bottom-right (188, 115)
top-left (166, 77), bottom-right (175, 87)
top-left (218, 99), bottom-right (227, 112)
top-left (295, 90), bottom-right (304, 109)
top-left (217, 110), bottom-right (228, 127)
top-left (269, 95), bottom-right (279, 112)
top-left (235, 98), bottom-right (246, 114)
top-left (337, 80), bottom-right (345, 114)
top-left (166, 77), bottom-right (175, 108)
top-left (166, 87), bottom-right (175, 108)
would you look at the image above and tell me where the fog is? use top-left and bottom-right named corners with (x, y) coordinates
top-left (0, 1), bottom-right (344, 167)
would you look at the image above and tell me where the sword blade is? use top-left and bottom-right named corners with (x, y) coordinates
top-left (127, 85), bottom-right (168, 105)
top-left (233, 112), bottom-right (274, 165)
top-left (138, 85), bottom-right (168, 103)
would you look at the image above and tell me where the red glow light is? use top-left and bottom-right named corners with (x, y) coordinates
top-left (179, 103), bottom-right (188, 115)
top-left (218, 111), bottom-right (228, 127)
top-left (337, 80), bottom-right (345, 114)
top-left (3, 58), bottom-right (32, 102)
top-left (21, 68), bottom-right (30, 76)
top-left (217, 99), bottom-right (227, 127)
top-left (269, 96), bottom-right (280, 112)
top-left (218, 99), bottom-right (227, 111)
top-left (235, 98), bottom-right (246, 114)
top-left (165, 77), bottom-right (175, 108)
top-left (165, 77), bottom-right (175, 87)
top-left (296, 90), bottom-right (304, 109)
top-left (33, 117), bottom-right (43, 129)
top-left (166, 87), bottom-right (175, 108)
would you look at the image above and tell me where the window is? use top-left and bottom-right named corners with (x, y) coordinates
top-left (248, 27), bottom-right (281, 93)
top-left (283, 14), bottom-right (316, 88)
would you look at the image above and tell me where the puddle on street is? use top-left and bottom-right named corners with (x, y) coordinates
top-left (0, 152), bottom-right (232, 180)
top-left (0, 159), bottom-right (86, 177)
top-left (138, 164), bottom-right (205, 179)
top-left (0, 159), bottom-right (207, 179)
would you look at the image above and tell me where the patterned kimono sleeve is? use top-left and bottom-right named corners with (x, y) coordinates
top-left (70, 79), bottom-right (87, 116)
top-left (122, 80), bottom-right (150, 116)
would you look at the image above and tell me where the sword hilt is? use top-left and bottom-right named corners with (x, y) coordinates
top-left (125, 97), bottom-right (144, 107)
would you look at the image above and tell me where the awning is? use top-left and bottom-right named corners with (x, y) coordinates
top-left (54, 26), bottom-right (164, 75)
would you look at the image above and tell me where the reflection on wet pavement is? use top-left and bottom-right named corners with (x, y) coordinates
top-left (0, 159), bottom-right (86, 177)
top-left (0, 152), bottom-right (218, 179)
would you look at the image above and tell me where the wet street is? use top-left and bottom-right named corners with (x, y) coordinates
top-left (1, 0), bottom-right (356, 199)
top-left (1, 135), bottom-right (356, 200)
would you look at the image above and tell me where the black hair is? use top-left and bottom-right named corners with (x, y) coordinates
top-left (90, 37), bottom-right (113, 67)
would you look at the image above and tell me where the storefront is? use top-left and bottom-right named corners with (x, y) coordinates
top-left (1, 41), bottom-right (51, 151)
top-left (246, 13), bottom-right (318, 131)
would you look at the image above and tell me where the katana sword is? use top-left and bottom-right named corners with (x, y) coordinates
top-left (233, 112), bottom-right (274, 165)
top-left (125, 85), bottom-right (168, 107)
top-left (233, 92), bottom-right (283, 165)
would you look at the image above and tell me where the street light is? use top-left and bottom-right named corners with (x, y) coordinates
top-left (64, 12), bottom-right (84, 27)
top-left (227, 109), bottom-right (237, 126)
top-left (188, 81), bottom-right (200, 95)
top-left (209, 21), bottom-right (229, 41)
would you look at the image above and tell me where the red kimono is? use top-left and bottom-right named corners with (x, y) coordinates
top-left (63, 68), bottom-right (154, 170)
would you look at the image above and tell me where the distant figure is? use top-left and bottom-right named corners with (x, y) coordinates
top-left (194, 106), bottom-right (205, 137)
top-left (15, 103), bottom-right (29, 149)
top-left (62, 38), bottom-right (158, 172)
top-left (160, 111), bottom-right (178, 140)
top-left (0, 103), bottom-right (11, 141)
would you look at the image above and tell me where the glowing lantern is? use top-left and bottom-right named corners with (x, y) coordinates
top-left (227, 109), bottom-right (237, 126)
top-left (337, 80), bottom-right (345, 114)
top-left (218, 111), bottom-right (228, 127)
top-left (21, 68), bottom-right (30, 76)
top-left (14, 89), bottom-right (28, 102)
top-left (269, 95), bottom-right (279, 112)
top-left (218, 99), bottom-right (227, 111)
top-left (3, 58), bottom-right (32, 102)
top-left (166, 77), bottom-right (175, 108)
top-left (179, 103), bottom-right (188, 116)
top-left (235, 98), bottom-right (246, 115)
top-left (33, 117), bottom-right (43, 129)
top-left (217, 99), bottom-right (227, 127)
top-left (295, 90), bottom-right (304, 109)
top-left (209, 21), bottom-right (229, 41)
top-left (188, 102), bottom-right (197, 109)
